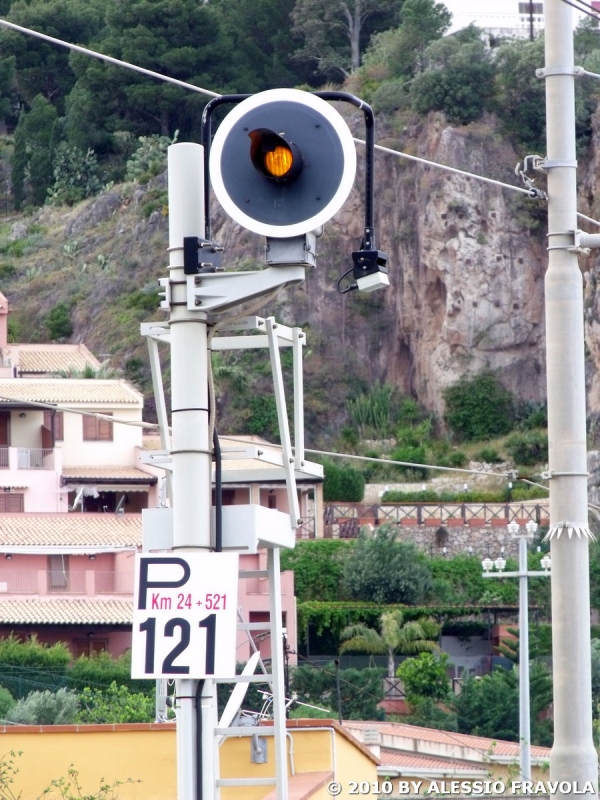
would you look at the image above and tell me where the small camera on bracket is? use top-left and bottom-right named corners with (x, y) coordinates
top-left (352, 248), bottom-right (389, 292)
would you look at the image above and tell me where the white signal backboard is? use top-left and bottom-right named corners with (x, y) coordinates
top-left (131, 552), bottom-right (239, 679)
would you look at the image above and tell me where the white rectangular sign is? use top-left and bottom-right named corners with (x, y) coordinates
top-left (131, 552), bottom-right (239, 679)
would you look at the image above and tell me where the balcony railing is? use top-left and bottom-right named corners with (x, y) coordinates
top-left (18, 448), bottom-right (54, 470)
top-left (0, 447), bottom-right (55, 470)
top-left (0, 569), bottom-right (133, 596)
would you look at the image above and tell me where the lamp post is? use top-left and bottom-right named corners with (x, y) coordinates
top-left (482, 520), bottom-right (551, 781)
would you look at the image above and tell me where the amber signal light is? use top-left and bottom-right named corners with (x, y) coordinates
top-left (249, 128), bottom-right (303, 184)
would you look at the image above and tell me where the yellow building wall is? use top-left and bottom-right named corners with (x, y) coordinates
top-left (0, 721), bottom-right (378, 800)
top-left (0, 724), bottom-right (177, 800)
top-left (220, 725), bottom-right (378, 800)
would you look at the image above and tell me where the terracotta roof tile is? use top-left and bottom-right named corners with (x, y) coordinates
top-left (0, 598), bottom-right (132, 625)
top-left (344, 721), bottom-right (550, 759)
top-left (0, 379), bottom-right (142, 405)
top-left (379, 748), bottom-right (488, 772)
top-left (18, 351), bottom-right (97, 374)
top-left (0, 514), bottom-right (141, 547)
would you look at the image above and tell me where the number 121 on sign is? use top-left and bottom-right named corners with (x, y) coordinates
top-left (131, 552), bottom-right (239, 679)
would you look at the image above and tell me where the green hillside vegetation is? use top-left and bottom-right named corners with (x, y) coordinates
top-left (0, 0), bottom-right (585, 444)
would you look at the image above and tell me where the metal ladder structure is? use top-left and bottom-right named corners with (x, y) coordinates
top-left (140, 314), bottom-right (323, 799)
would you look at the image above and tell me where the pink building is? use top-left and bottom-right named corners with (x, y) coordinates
top-left (0, 294), bottom-right (316, 664)
top-left (0, 514), bottom-right (297, 662)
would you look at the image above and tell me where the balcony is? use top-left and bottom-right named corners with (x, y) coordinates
top-left (0, 447), bottom-right (55, 470)
top-left (0, 569), bottom-right (133, 596)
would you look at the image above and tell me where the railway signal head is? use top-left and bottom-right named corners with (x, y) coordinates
top-left (209, 88), bottom-right (357, 238)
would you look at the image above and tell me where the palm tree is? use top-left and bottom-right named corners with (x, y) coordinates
top-left (339, 610), bottom-right (440, 678)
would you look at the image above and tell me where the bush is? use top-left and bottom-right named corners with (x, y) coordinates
top-left (323, 460), bottom-right (365, 502)
top-left (390, 445), bottom-right (429, 480)
top-left (474, 446), bottom-right (502, 463)
top-left (505, 430), bottom-right (548, 466)
top-left (381, 485), bottom-right (547, 503)
top-left (396, 652), bottom-right (451, 703)
top-left (7, 687), bottom-right (78, 725)
top-left (46, 302), bottom-right (73, 341)
top-left (443, 372), bottom-right (516, 441)
top-left (0, 635), bottom-right (70, 699)
top-left (47, 144), bottom-right (103, 206)
top-left (343, 526), bottom-right (433, 604)
top-left (245, 394), bottom-right (279, 440)
top-left (126, 132), bottom-right (177, 182)
top-left (0, 685), bottom-right (15, 718)
top-left (440, 450), bottom-right (467, 468)
top-left (68, 651), bottom-right (153, 695)
top-left (280, 539), bottom-right (352, 602)
top-left (76, 681), bottom-right (154, 724)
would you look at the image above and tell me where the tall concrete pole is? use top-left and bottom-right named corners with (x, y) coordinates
top-left (517, 529), bottom-right (531, 781)
top-left (543, 1), bottom-right (598, 794)
top-left (168, 143), bottom-right (214, 800)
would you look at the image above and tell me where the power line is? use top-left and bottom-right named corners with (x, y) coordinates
top-left (0, 18), bottom-right (219, 99)
top-left (6, 10), bottom-right (600, 227)
top-left (302, 446), bottom-right (514, 479)
top-left (0, 17), bottom-right (541, 202)
top-left (559, 0), bottom-right (600, 18)
top-left (358, 140), bottom-right (537, 197)
top-left (0, 394), bottom-right (161, 431)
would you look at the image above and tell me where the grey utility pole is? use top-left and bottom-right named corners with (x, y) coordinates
top-left (482, 521), bottom-right (551, 782)
top-left (542, 0), bottom-right (598, 795)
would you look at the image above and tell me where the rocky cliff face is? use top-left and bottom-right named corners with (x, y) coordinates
top-left (214, 110), bottom-right (551, 428)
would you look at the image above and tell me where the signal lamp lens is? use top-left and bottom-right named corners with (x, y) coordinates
top-left (249, 128), bottom-right (303, 184)
top-left (264, 145), bottom-right (293, 177)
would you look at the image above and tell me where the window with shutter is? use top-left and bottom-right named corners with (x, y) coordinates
top-left (0, 494), bottom-right (23, 512)
top-left (48, 554), bottom-right (69, 590)
top-left (43, 411), bottom-right (63, 441)
top-left (83, 413), bottom-right (113, 441)
top-left (0, 412), bottom-right (9, 446)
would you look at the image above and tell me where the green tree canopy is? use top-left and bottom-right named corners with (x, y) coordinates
top-left (362, 0), bottom-right (451, 79)
top-left (280, 539), bottom-right (352, 603)
top-left (65, 0), bottom-right (239, 152)
top-left (12, 93), bottom-right (58, 208)
top-left (0, 0), bottom-right (105, 112)
top-left (212, 0), bottom-right (304, 91)
top-left (343, 526), bottom-right (433, 604)
top-left (411, 28), bottom-right (496, 124)
top-left (291, 0), bottom-right (398, 78)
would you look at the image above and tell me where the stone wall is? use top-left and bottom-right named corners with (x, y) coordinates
top-left (326, 521), bottom-right (535, 560)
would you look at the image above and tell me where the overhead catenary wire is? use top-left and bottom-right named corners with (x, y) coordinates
top-left (0, 18), bottom-right (219, 99)
top-left (301, 446), bottom-right (514, 479)
top-left (0, 17), bottom-right (548, 205)
top-left (5, 10), bottom-right (600, 228)
top-left (4, 8), bottom-right (600, 229)
top-left (0, 394), bottom-right (161, 431)
top-left (559, 0), bottom-right (600, 18)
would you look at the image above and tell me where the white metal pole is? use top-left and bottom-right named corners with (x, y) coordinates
top-left (518, 534), bottom-right (531, 781)
top-left (544, 1), bottom-right (598, 795)
top-left (168, 143), bottom-right (213, 800)
top-left (268, 547), bottom-right (289, 800)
